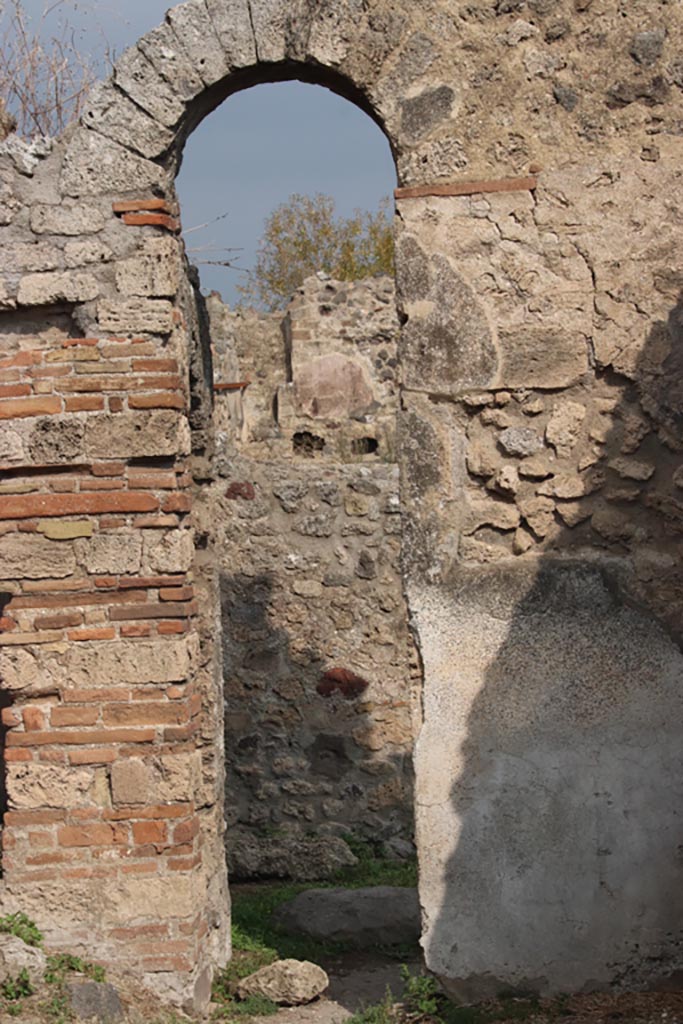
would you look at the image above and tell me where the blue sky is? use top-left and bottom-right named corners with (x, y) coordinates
top-left (18, 1), bottom-right (396, 303)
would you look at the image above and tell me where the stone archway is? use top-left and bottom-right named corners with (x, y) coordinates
top-left (1, 0), bottom-right (682, 1011)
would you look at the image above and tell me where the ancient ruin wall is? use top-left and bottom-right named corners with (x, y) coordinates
top-left (205, 277), bottom-right (417, 875)
top-left (0, 0), bottom-right (681, 1009)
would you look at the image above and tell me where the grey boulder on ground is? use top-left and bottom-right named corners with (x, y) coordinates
top-left (0, 933), bottom-right (46, 985)
top-left (274, 886), bottom-right (421, 948)
top-left (228, 833), bottom-right (358, 881)
top-left (237, 959), bottom-right (329, 1005)
top-left (66, 980), bottom-right (124, 1023)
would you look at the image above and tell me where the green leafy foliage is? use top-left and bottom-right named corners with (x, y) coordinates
top-left (347, 989), bottom-right (397, 1024)
top-left (401, 965), bottom-right (440, 1016)
top-left (1, 968), bottom-right (34, 1001)
top-left (0, 911), bottom-right (43, 947)
top-left (45, 952), bottom-right (106, 985)
top-left (238, 193), bottom-right (394, 311)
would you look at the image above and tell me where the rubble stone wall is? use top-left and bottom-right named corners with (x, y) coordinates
top-left (205, 278), bottom-right (418, 876)
top-left (0, 0), bottom-right (681, 1009)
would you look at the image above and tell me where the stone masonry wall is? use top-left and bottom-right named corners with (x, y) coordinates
top-left (0, 0), bottom-right (681, 1008)
top-left (204, 277), bottom-right (418, 875)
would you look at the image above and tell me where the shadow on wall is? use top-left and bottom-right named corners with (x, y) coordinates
top-left (220, 571), bottom-right (414, 876)
top-left (424, 294), bottom-right (683, 998)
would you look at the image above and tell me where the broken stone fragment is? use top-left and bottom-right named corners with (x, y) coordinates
top-left (518, 494), bottom-right (556, 537)
top-left (489, 465), bottom-right (520, 496)
top-left (518, 455), bottom-right (554, 479)
top-left (545, 400), bottom-right (586, 458)
top-left (464, 498), bottom-right (521, 534)
top-left (556, 501), bottom-right (593, 527)
top-left (0, 934), bottom-right (47, 987)
top-left (498, 427), bottom-right (544, 458)
top-left (513, 526), bottom-right (535, 555)
top-left (236, 960), bottom-right (328, 1006)
top-left (609, 457), bottom-right (655, 482)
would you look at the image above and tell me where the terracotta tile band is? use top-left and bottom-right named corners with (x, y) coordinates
top-left (394, 175), bottom-right (538, 200)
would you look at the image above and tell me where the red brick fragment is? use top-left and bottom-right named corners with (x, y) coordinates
top-left (112, 198), bottom-right (171, 214)
top-left (225, 481), bottom-right (256, 501)
top-left (121, 212), bottom-right (180, 232)
top-left (317, 667), bottom-right (370, 699)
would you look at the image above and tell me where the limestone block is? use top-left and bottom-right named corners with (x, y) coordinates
top-left (97, 298), bottom-right (174, 335)
top-left (497, 328), bottom-right (588, 389)
top-left (236, 960), bottom-right (328, 1005)
top-left (110, 758), bottom-right (151, 805)
top-left (84, 533), bottom-right (143, 575)
top-left (7, 763), bottom-right (93, 809)
top-left (80, 81), bottom-right (174, 160)
top-left (30, 203), bottom-right (105, 236)
top-left (142, 529), bottom-right (194, 573)
top-left (65, 240), bottom-right (113, 268)
top-left (167, 0), bottom-right (230, 87)
top-left (102, 873), bottom-right (199, 925)
top-left (248, 0), bottom-right (288, 63)
top-left (17, 271), bottom-right (99, 306)
top-left (0, 649), bottom-right (48, 693)
top-left (205, 0), bottom-right (256, 68)
top-left (61, 129), bottom-right (167, 198)
top-left (0, 426), bottom-right (26, 464)
top-left (137, 23), bottom-right (204, 103)
top-left (156, 751), bottom-right (201, 802)
top-left (0, 533), bottom-right (76, 579)
top-left (65, 638), bottom-right (192, 687)
top-left (1, 242), bottom-right (62, 272)
top-left (114, 45), bottom-right (187, 127)
top-left (0, 935), bottom-right (47, 987)
top-left (115, 238), bottom-right (180, 298)
top-left (85, 412), bottom-right (190, 459)
top-left (28, 417), bottom-right (85, 464)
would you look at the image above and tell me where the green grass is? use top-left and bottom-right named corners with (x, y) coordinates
top-left (210, 841), bottom-right (419, 1020)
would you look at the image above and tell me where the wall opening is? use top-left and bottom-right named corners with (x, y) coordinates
top-left (177, 79), bottom-right (419, 882)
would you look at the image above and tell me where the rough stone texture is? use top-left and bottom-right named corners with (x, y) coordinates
top-left (66, 980), bottom-right (124, 1023)
top-left (0, 934), bottom-right (47, 986)
top-left (236, 960), bottom-right (329, 1005)
top-left (0, 0), bottom-right (682, 1012)
top-left (228, 833), bottom-right (358, 882)
top-left (274, 887), bottom-right (421, 947)
top-left (207, 278), bottom-right (418, 856)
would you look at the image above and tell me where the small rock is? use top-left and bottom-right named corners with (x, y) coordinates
top-left (630, 28), bottom-right (666, 67)
top-left (553, 82), bottom-right (579, 111)
top-left (236, 960), bottom-right (328, 1006)
top-left (0, 934), bottom-right (46, 986)
top-left (504, 19), bottom-right (537, 46)
top-left (522, 397), bottom-right (544, 416)
top-left (545, 401), bottom-right (586, 458)
top-left (673, 466), bottom-right (683, 490)
top-left (513, 527), bottom-right (535, 555)
top-left (641, 145), bottom-right (660, 162)
top-left (609, 457), bottom-right (655, 482)
top-left (383, 836), bottom-right (416, 861)
top-left (489, 465), bottom-right (520, 497)
top-left (462, 391), bottom-right (494, 408)
top-left (556, 502), bottom-right (593, 527)
top-left (518, 455), bottom-right (554, 479)
top-left (275, 887), bottom-right (420, 948)
top-left (498, 427), bottom-right (544, 458)
top-left (519, 495), bottom-right (556, 537)
top-left (66, 981), bottom-right (124, 1023)
top-left (228, 833), bottom-right (358, 882)
top-left (545, 19), bottom-right (569, 41)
